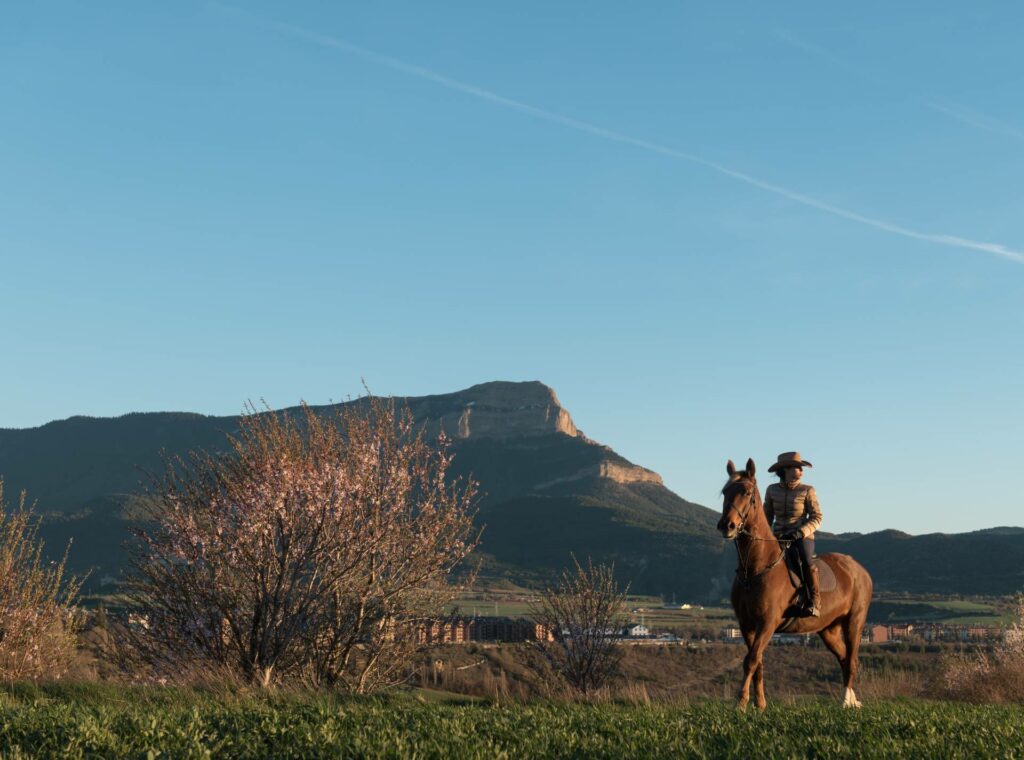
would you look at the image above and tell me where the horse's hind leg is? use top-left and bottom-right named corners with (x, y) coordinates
top-left (841, 592), bottom-right (870, 708)
top-left (840, 618), bottom-right (863, 708)
top-left (818, 622), bottom-right (859, 708)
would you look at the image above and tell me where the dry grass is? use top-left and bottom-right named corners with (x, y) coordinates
top-left (936, 597), bottom-right (1024, 703)
top-left (855, 667), bottom-right (929, 701)
top-left (412, 641), bottom-right (942, 705)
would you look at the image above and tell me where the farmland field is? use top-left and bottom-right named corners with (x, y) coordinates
top-left (1, 683), bottom-right (1023, 759)
top-left (447, 590), bottom-right (1016, 633)
top-left (448, 591), bottom-right (736, 635)
top-left (867, 597), bottom-right (1012, 626)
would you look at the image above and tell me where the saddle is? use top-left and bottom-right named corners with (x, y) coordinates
top-left (784, 549), bottom-right (838, 594)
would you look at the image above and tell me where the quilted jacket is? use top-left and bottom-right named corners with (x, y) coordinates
top-left (764, 482), bottom-right (822, 539)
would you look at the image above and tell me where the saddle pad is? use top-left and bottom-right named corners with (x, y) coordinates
top-left (787, 557), bottom-right (838, 594)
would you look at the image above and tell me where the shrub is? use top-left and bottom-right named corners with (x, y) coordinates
top-left (938, 595), bottom-right (1024, 702)
top-left (0, 481), bottom-right (83, 681)
top-left (528, 557), bottom-right (627, 695)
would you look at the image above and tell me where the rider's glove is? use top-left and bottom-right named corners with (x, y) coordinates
top-left (781, 530), bottom-right (802, 542)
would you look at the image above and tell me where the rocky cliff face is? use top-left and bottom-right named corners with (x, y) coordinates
top-left (598, 460), bottom-right (663, 485)
top-left (413, 381), bottom-right (579, 440)
top-left (532, 460), bottom-right (663, 490)
top-left (408, 381), bottom-right (661, 487)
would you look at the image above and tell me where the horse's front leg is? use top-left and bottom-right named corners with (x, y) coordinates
top-left (754, 660), bottom-right (767, 710)
top-left (738, 627), bottom-right (774, 711)
top-left (741, 626), bottom-right (770, 712)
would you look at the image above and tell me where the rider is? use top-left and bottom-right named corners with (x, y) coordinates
top-left (764, 452), bottom-right (822, 617)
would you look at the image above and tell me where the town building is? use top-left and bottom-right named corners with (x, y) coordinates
top-left (625, 623), bottom-right (650, 638)
top-left (866, 625), bottom-right (888, 643)
top-left (416, 616), bottom-right (554, 645)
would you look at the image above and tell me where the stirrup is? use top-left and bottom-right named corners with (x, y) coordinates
top-left (795, 593), bottom-right (819, 617)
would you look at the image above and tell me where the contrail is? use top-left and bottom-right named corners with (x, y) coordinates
top-left (773, 28), bottom-right (1024, 144)
top-left (218, 6), bottom-right (1024, 264)
top-left (925, 100), bottom-right (1024, 142)
top-left (772, 29), bottom-right (865, 81)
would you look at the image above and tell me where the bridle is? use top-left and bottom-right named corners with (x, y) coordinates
top-left (730, 489), bottom-right (757, 534)
top-left (727, 486), bottom-right (790, 587)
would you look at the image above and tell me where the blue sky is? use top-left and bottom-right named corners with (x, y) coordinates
top-left (3, 2), bottom-right (1022, 534)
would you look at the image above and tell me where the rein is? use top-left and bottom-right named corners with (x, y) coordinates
top-left (732, 490), bottom-right (790, 587)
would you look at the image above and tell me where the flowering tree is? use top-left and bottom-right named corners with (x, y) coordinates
top-left (0, 481), bottom-right (83, 681)
top-left (123, 396), bottom-right (479, 690)
top-left (528, 557), bottom-right (627, 695)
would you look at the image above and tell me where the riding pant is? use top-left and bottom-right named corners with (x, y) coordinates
top-left (788, 536), bottom-right (815, 583)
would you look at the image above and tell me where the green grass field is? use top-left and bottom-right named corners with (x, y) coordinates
top-left (868, 597), bottom-right (1013, 626)
top-left (1, 683), bottom-right (1023, 759)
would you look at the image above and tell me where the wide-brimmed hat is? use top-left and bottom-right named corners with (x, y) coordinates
top-left (767, 451), bottom-right (813, 473)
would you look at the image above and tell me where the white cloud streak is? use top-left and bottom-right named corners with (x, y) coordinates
top-left (772, 29), bottom-right (866, 81)
top-left (773, 28), bottom-right (1024, 144)
top-left (925, 100), bottom-right (1024, 142)
top-left (220, 7), bottom-right (1024, 264)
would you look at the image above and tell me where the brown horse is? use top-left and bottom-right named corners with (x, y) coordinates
top-left (718, 458), bottom-right (873, 710)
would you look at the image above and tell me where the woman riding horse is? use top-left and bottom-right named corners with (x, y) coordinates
top-left (719, 457), bottom-right (872, 709)
top-left (764, 452), bottom-right (822, 616)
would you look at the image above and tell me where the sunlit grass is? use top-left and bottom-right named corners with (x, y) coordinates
top-left (1, 683), bottom-right (1022, 759)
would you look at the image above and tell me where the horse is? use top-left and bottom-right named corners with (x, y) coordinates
top-left (718, 458), bottom-right (873, 710)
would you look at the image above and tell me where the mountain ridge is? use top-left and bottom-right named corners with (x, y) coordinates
top-left (2, 380), bottom-right (1023, 598)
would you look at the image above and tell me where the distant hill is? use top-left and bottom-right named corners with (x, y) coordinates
top-left (2, 381), bottom-right (1023, 598)
top-left (819, 528), bottom-right (1024, 596)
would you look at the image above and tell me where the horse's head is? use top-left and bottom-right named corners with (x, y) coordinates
top-left (718, 458), bottom-right (758, 540)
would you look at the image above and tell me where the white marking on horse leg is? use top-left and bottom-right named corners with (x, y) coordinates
top-left (841, 687), bottom-right (862, 708)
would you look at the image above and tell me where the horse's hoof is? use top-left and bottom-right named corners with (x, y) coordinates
top-left (841, 688), bottom-right (862, 708)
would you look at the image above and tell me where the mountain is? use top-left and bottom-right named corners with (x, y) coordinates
top-left (2, 381), bottom-right (1023, 598)
top-left (0, 381), bottom-right (729, 597)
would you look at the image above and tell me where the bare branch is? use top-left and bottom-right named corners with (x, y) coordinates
top-left (528, 556), bottom-right (628, 695)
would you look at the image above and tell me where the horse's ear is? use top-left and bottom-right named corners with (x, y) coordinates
top-left (726, 459), bottom-right (737, 477)
top-left (746, 458), bottom-right (756, 477)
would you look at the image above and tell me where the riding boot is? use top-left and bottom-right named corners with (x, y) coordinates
top-left (805, 565), bottom-right (821, 617)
